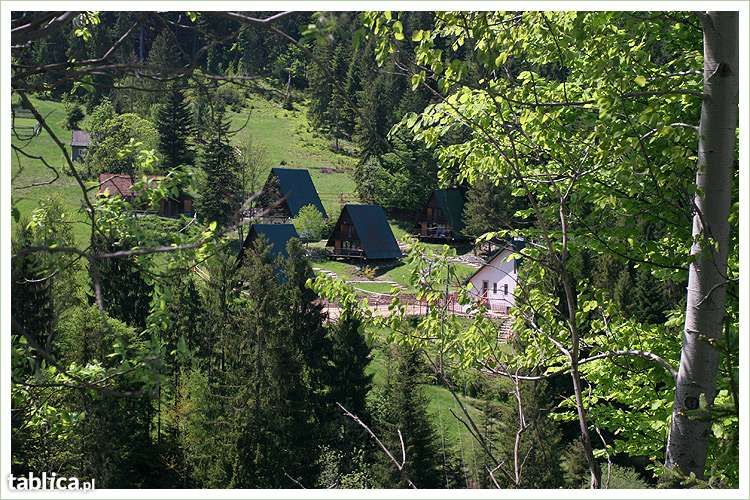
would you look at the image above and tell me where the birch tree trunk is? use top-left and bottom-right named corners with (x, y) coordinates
top-left (665, 11), bottom-right (738, 479)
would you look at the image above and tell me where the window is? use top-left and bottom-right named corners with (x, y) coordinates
top-left (482, 281), bottom-right (489, 297)
top-left (504, 284), bottom-right (508, 295)
top-left (493, 283), bottom-right (497, 294)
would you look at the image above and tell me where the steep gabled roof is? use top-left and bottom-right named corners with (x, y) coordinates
top-left (430, 188), bottom-right (466, 235)
top-left (327, 204), bottom-right (402, 260)
top-left (270, 167), bottom-right (327, 218)
top-left (97, 173), bottom-right (162, 198)
top-left (242, 223), bottom-right (299, 260)
top-left (98, 173), bottom-right (136, 197)
top-left (71, 130), bottom-right (90, 147)
top-left (465, 238), bottom-right (526, 284)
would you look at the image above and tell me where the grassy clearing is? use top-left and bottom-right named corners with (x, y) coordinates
top-left (310, 258), bottom-right (360, 281)
top-left (227, 91), bottom-right (359, 217)
top-left (12, 88), bottom-right (361, 245)
top-left (11, 97), bottom-right (92, 245)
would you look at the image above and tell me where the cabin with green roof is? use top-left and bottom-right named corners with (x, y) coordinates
top-left (326, 204), bottom-right (402, 261)
top-left (238, 223), bottom-right (299, 264)
top-left (256, 167), bottom-right (327, 221)
top-left (416, 188), bottom-right (467, 241)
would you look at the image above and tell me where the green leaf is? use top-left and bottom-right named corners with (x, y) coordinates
top-left (634, 75), bottom-right (647, 87)
top-left (582, 300), bottom-right (598, 312)
top-left (494, 52), bottom-right (508, 67)
top-left (392, 20), bottom-right (404, 40)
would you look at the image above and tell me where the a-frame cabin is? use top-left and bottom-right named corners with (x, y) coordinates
top-left (416, 188), bottom-right (466, 241)
top-left (256, 167), bottom-right (327, 221)
top-left (238, 223), bottom-right (299, 264)
top-left (326, 204), bottom-right (401, 261)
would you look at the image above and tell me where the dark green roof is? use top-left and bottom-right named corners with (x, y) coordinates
top-left (242, 223), bottom-right (299, 260)
top-left (327, 204), bottom-right (402, 260)
top-left (270, 168), bottom-right (327, 218)
top-left (431, 188), bottom-right (466, 235)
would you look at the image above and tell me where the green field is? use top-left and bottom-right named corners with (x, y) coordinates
top-left (11, 97), bottom-right (92, 244)
top-left (227, 91), bottom-right (359, 217)
top-left (11, 90), bottom-right (360, 245)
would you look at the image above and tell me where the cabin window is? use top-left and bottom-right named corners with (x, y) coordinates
top-left (504, 284), bottom-right (508, 295)
top-left (493, 283), bottom-right (497, 294)
top-left (482, 281), bottom-right (489, 297)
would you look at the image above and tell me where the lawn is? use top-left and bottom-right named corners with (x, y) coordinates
top-left (11, 97), bottom-right (92, 245)
top-left (227, 90), bottom-right (359, 217)
top-left (310, 257), bottom-right (361, 281)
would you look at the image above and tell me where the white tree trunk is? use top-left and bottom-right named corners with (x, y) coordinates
top-left (665, 11), bottom-right (738, 479)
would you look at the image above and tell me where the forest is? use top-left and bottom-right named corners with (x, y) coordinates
top-left (8, 10), bottom-right (740, 490)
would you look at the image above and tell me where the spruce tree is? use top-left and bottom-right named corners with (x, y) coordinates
top-left (307, 43), bottom-right (334, 128)
top-left (156, 84), bottom-right (195, 169)
top-left (463, 180), bottom-right (527, 239)
top-left (475, 380), bottom-right (565, 489)
top-left (328, 312), bottom-right (372, 427)
top-left (197, 109), bottom-right (242, 225)
top-left (216, 239), bottom-right (336, 488)
top-left (354, 68), bottom-right (393, 160)
top-left (11, 222), bottom-right (55, 372)
top-left (93, 236), bottom-right (153, 330)
top-left (370, 345), bottom-right (442, 488)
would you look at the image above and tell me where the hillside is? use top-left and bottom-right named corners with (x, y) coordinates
top-left (10, 89), bottom-right (491, 467)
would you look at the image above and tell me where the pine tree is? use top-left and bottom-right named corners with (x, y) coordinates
top-left (307, 43), bottom-right (334, 128)
top-left (93, 236), bottom-right (153, 330)
top-left (370, 345), bottom-right (443, 488)
top-left (475, 380), bottom-right (565, 489)
top-left (328, 312), bottom-right (372, 426)
top-left (156, 84), bottom-right (195, 169)
top-left (197, 109), bottom-right (242, 225)
top-left (463, 180), bottom-right (527, 239)
top-left (325, 44), bottom-right (354, 148)
top-left (229, 239), bottom-right (330, 488)
top-left (354, 68), bottom-right (394, 160)
top-left (11, 222), bottom-right (55, 373)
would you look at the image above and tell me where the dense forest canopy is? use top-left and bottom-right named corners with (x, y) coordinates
top-left (9, 9), bottom-right (739, 491)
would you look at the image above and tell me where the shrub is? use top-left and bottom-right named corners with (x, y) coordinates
top-left (360, 266), bottom-right (377, 280)
top-left (603, 465), bottom-right (649, 489)
top-left (65, 102), bottom-right (85, 130)
top-left (292, 204), bottom-right (327, 242)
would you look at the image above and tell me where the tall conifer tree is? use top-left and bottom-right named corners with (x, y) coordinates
top-left (156, 84), bottom-right (195, 169)
top-left (197, 109), bottom-right (242, 225)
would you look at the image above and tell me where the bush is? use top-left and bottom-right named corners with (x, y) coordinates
top-left (215, 86), bottom-right (243, 111)
top-left (65, 102), bottom-right (85, 130)
top-left (293, 204), bottom-right (327, 242)
top-left (603, 465), bottom-right (649, 489)
top-left (360, 266), bottom-right (377, 280)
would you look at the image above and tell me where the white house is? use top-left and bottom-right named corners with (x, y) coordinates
top-left (466, 241), bottom-right (523, 314)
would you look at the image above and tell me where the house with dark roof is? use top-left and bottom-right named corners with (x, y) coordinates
top-left (464, 238), bottom-right (525, 314)
top-left (416, 188), bottom-right (466, 241)
top-left (97, 173), bottom-right (193, 218)
top-left (238, 223), bottom-right (299, 263)
top-left (326, 204), bottom-right (401, 261)
top-left (71, 130), bottom-right (91, 161)
top-left (256, 167), bottom-right (327, 221)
